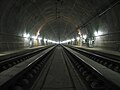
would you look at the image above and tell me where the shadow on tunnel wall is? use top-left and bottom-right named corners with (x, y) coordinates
top-left (82, 3), bottom-right (120, 52)
top-left (0, 33), bottom-right (24, 52)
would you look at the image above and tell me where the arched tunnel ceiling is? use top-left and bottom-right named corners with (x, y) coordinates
top-left (0, 0), bottom-right (116, 41)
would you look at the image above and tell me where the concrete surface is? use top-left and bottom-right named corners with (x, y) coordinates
top-left (75, 46), bottom-right (120, 57)
top-left (32, 46), bottom-right (85, 90)
top-left (0, 46), bottom-right (44, 57)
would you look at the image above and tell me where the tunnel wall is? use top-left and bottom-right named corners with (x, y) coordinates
top-left (0, 1), bottom-right (30, 52)
top-left (85, 4), bottom-right (120, 51)
top-left (0, 33), bottom-right (27, 52)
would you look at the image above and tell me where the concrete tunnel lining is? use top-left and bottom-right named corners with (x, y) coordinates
top-left (0, 0), bottom-right (120, 52)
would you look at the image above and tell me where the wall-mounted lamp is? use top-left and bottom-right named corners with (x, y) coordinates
top-left (23, 33), bottom-right (30, 38)
top-left (94, 31), bottom-right (102, 36)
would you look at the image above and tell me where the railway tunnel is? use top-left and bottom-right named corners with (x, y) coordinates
top-left (0, 0), bottom-right (120, 90)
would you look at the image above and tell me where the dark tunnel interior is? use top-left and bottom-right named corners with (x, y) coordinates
top-left (0, 0), bottom-right (120, 52)
top-left (0, 0), bottom-right (120, 90)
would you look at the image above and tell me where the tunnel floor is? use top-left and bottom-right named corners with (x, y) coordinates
top-left (74, 46), bottom-right (120, 57)
top-left (0, 45), bottom-right (120, 90)
top-left (32, 46), bottom-right (85, 90)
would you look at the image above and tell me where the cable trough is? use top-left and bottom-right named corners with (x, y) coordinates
top-left (63, 45), bottom-right (120, 90)
top-left (0, 46), bottom-right (55, 90)
top-left (67, 45), bottom-right (120, 73)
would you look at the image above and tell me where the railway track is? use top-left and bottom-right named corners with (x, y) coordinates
top-left (0, 45), bottom-right (120, 90)
top-left (67, 45), bottom-right (120, 73)
top-left (0, 46), bottom-right (55, 90)
top-left (0, 46), bottom-right (50, 61)
top-left (0, 46), bottom-right (52, 73)
top-left (63, 45), bottom-right (120, 90)
top-left (31, 45), bottom-right (85, 90)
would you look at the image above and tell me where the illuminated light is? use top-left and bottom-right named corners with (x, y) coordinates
top-left (94, 31), bottom-right (98, 36)
top-left (44, 38), bottom-right (47, 42)
top-left (23, 33), bottom-right (30, 38)
top-left (48, 40), bottom-right (52, 42)
top-left (66, 39), bottom-right (71, 42)
top-left (60, 38), bottom-right (75, 44)
top-left (71, 38), bottom-right (75, 41)
top-left (83, 35), bottom-right (87, 39)
top-left (60, 42), bottom-right (63, 44)
top-left (98, 31), bottom-right (102, 36)
top-left (56, 42), bottom-right (59, 44)
top-left (78, 29), bottom-right (81, 35)
top-left (60, 39), bottom-right (71, 44)
top-left (53, 41), bottom-right (59, 44)
top-left (94, 31), bottom-right (102, 36)
top-left (24, 38), bottom-right (29, 41)
top-left (38, 37), bottom-right (42, 40)
top-left (78, 32), bottom-right (81, 35)
top-left (76, 37), bottom-right (80, 40)
top-left (60, 41), bottom-right (66, 44)
top-left (60, 38), bottom-right (77, 44)
top-left (47, 39), bottom-right (59, 44)
top-left (32, 36), bottom-right (37, 40)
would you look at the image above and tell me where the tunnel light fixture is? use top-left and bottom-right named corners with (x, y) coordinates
top-left (71, 38), bottom-right (75, 41)
top-left (60, 40), bottom-right (69, 44)
top-left (94, 31), bottom-right (102, 36)
top-left (98, 31), bottom-right (102, 36)
top-left (78, 32), bottom-right (81, 35)
top-left (32, 36), bottom-right (37, 40)
top-left (23, 33), bottom-right (30, 38)
top-left (47, 39), bottom-right (59, 44)
top-left (76, 37), bottom-right (80, 40)
top-left (48, 40), bottom-right (52, 42)
top-left (44, 38), bottom-right (47, 42)
top-left (38, 37), bottom-right (42, 41)
top-left (48, 40), bottom-right (53, 43)
top-left (78, 29), bottom-right (81, 36)
top-left (60, 41), bottom-right (66, 44)
top-left (52, 41), bottom-right (59, 44)
top-left (60, 38), bottom-right (76, 44)
top-left (94, 31), bottom-right (98, 36)
top-left (83, 35), bottom-right (87, 39)
top-left (66, 40), bottom-right (71, 42)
